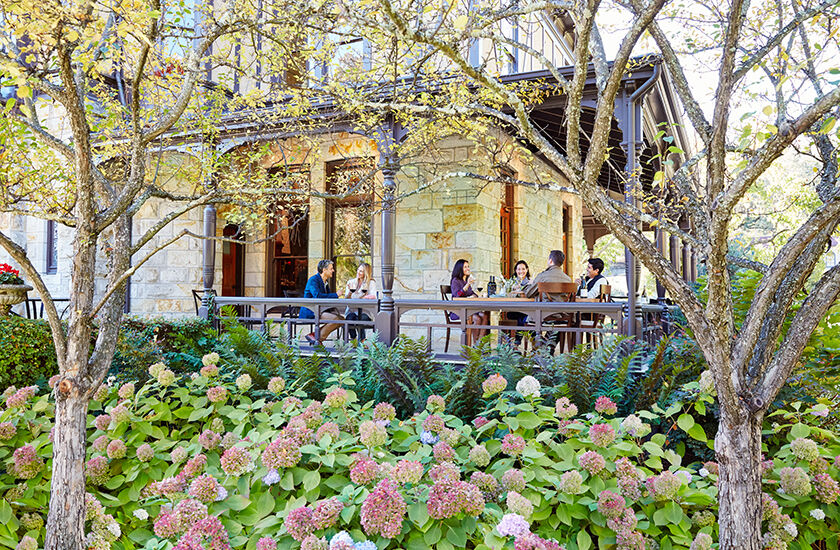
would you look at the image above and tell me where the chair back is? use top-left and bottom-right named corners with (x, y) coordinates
top-left (192, 289), bottom-right (217, 315)
top-left (440, 285), bottom-right (456, 324)
top-left (598, 285), bottom-right (612, 302)
top-left (536, 282), bottom-right (578, 302)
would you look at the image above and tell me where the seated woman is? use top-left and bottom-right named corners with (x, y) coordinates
top-left (449, 258), bottom-right (489, 346)
top-left (344, 262), bottom-right (378, 341)
top-left (505, 259), bottom-right (531, 325)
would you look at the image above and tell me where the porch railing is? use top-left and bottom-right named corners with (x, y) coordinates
top-left (212, 296), bottom-right (631, 353)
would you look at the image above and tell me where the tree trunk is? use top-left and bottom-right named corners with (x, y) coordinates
top-left (716, 407), bottom-right (764, 550)
top-left (45, 390), bottom-right (89, 550)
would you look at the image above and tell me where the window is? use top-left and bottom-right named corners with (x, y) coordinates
top-left (45, 220), bottom-right (57, 274)
top-left (326, 158), bottom-right (376, 286)
top-left (266, 165), bottom-right (311, 297)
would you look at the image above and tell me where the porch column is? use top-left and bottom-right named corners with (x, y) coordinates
top-left (669, 234), bottom-right (680, 272)
top-left (199, 204), bottom-right (217, 319)
top-left (690, 251), bottom-right (698, 282)
top-left (682, 242), bottom-right (691, 281)
top-left (375, 162), bottom-right (398, 344)
top-left (619, 91), bottom-right (643, 338)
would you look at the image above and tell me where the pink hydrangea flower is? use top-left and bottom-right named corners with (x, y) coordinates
top-left (426, 394), bottom-right (446, 413)
top-left (110, 403), bottom-right (130, 424)
top-left (558, 470), bottom-right (583, 493)
top-left (555, 397), bottom-right (578, 419)
top-left (302, 535), bottom-right (328, 550)
top-left (172, 516), bottom-right (231, 550)
top-left (513, 533), bottom-right (563, 550)
top-left (615, 457), bottom-right (642, 501)
top-left (92, 434), bottom-right (109, 453)
top-left (501, 468), bottom-right (526, 492)
top-left (173, 498), bottom-right (209, 526)
top-left (15, 535), bottom-right (37, 550)
top-left (207, 386), bottom-right (228, 404)
top-left (433, 441), bottom-right (456, 462)
top-left (361, 478), bottom-right (407, 538)
top-left (316, 422), bottom-right (340, 442)
top-left (12, 445), bottom-right (43, 479)
top-left (472, 416), bottom-right (489, 428)
top-left (814, 472), bottom-right (840, 504)
top-left (506, 491), bottom-right (533, 518)
top-left (220, 446), bottom-right (254, 476)
top-left (94, 414), bottom-right (111, 431)
top-left (597, 490), bottom-right (625, 519)
top-left (502, 434), bottom-right (526, 456)
top-left (284, 506), bottom-right (315, 542)
top-left (312, 497), bottom-right (343, 530)
top-left (0, 422), bottom-right (16, 440)
top-left (422, 414), bottom-right (445, 434)
top-left (118, 382), bottom-right (135, 400)
top-left (578, 451), bottom-right (606, 475)
top-left (589, 423), bottom-right (616, 447)
top-left (350, 455), bottom-right (380, 485)
top-left (256, 537), bottom-right (277, 550)
top-left (471, 471), bottom-right (500, 493)
top-left (391, 460), bottom-right (424, 485)
top-left (594, 396), bottom-right (618, 415)
top-left (651, 471), bottom-right (683, 501)
top-left (198, 430), bottom-right (221, 451)
top-left (482, 373), bottom-right (507, 396)
top-left (154, 509), bottom-right (182, 538)
top-left (200, 365), bottom-right (219, 378)
top-left (359, 421), bottom-right (387, 447)
top-left (302, 401), bottom-right (323, 429)
top-left (779, 467), bottom-right (811, 496)
top-left (429, 462), bottom-right (460, 484)
top-left (324, 388), bottom-right (348, 409)
top-left (107, 439), bottom-right (127, 459)
top-left (373, 402), bottom-right (396, 422)
top-left (181, 454), bottom-right (207, 479)
top-left (262, 437), bottom-right (301, 469)
top-left (189, 474), bottom-right (222, 503)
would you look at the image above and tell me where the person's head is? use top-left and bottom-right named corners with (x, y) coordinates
top-left (514, 260), bottom-right (530, 280)
top-left (587, 258), bottom-right (605, 277)
top-left (451, 258), bottom-right (471, 281)
top-left (548, 250), bottom-right (565, 268)
top-left (317, 259), bottom-right (335, 280)
top-left (356, 262), bottom-right (372, 283)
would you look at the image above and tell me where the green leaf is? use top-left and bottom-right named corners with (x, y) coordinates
top-left (256, 490), bottom-right (275, 518)
top-left (227, 495), bottom-right (251, 511)
top-left (516, 412), bottom-right (540, 430)
top-left (409, 502), bottom-right (429, 527)
top-left (446, 526), bottom-right (467, 547)
top-left (789, 423), bottom-right (810, 439)
top-left (303, 470), bottom-right (321, 491)
top-left (576, 529), bottom-right (592, 550)
top-left (677, 414), bottom-right (694, 432)
top-left (424, 524), bottom-right (441, 545)
top-left (0, 501), bottom-right (11, 524)
top-left (688, 424), bottom-right (707, 442)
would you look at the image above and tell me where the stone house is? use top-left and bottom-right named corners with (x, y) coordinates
top-left (0, 13), bottom-right (694, 339)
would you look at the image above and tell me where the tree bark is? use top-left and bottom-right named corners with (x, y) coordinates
top-left (715, 406), bottom-right (764, 550)
top-left (45, 389), bottom-right (89, 550)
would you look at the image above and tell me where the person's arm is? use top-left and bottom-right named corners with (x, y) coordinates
top-left (523, 273), bottom-right (540, 298)
top-left (365, 280), bottom-right (378, 299)
top-left (314, 278), bottom-right (339, 299)
top-left (451, 278), bottom-right (469, 297)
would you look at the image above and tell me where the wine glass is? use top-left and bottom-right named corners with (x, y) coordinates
top-left (476, 287), bottom-right (484, 296)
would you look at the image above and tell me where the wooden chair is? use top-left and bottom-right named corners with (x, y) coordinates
top-left (439, 284), bottom-right (461, 353)
top-left (532, 282), bottom-right (579, 354)
top-left (265, 290), bottom-right (315, 341)
top-left (580, 285), bottom-right (612, 348)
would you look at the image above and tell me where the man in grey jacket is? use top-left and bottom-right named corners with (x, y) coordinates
top-left (524, 250), bottom-right (573, 299)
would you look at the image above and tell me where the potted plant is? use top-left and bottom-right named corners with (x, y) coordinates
top-left (0, 263), bottom-right (33, 315)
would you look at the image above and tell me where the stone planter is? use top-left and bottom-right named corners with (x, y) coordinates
top-left (0, 284), bottom-right (33, 315)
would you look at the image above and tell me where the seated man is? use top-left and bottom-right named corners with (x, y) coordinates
top-left (576, 258), bottom-right (609, 302)
top-left (300, 259), bottom-right (343, 344)
top-left (524, 250), bottom-right (572, 298)
top-left (523, 250), bottom-right (573, 353)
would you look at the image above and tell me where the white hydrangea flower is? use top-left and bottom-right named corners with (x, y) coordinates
top-left (132, 509), bottom-right (149, 521)
top-left (699, 468), bottom-right (710, 478)
top-left (515, 376), bottom-right (541, 398)
top-left (784, 523), bottom-right (797, 538)
top-left (330, 531), bottom-right (355, 549)
top-left (698, 370), bottom-right (716, 395)
top-left (810, 509), bottom-right (826, 520)
top-left (107, 520), bottom-right (121, 538)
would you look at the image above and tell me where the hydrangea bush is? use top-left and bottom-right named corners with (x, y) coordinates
top-left (0, 362), bottom-right (838, 550)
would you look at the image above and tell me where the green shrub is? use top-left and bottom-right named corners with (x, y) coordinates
top-left (0, 316), bottom-right (58, 387)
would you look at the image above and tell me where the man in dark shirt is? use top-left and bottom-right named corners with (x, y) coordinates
top-left (301, 259), bottom-right (343, 344)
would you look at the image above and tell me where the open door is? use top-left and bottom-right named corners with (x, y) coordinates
top-left (222, 224), bottom-right (245, 296)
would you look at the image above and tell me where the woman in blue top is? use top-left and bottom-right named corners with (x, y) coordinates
top-left (450, 259), bottom-right (489, 346)
top-left (301, 259), bottom-right (344, 344)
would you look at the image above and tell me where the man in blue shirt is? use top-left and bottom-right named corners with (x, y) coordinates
top-left (301, 259), bottom-right (343, 344)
